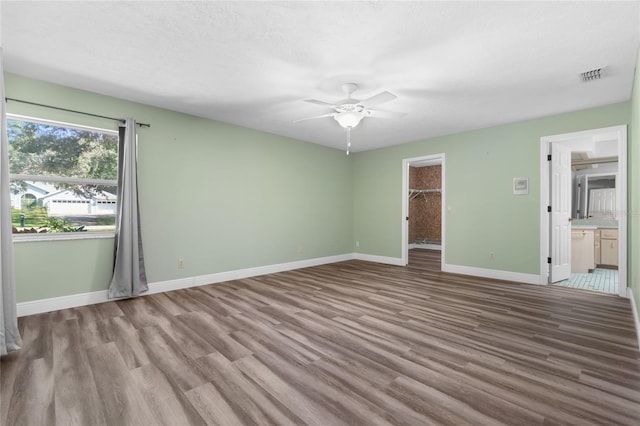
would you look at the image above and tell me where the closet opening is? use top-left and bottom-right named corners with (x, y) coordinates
top-left (401, 154), bottom-right (445, 267)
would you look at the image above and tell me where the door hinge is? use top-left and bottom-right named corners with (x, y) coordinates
top-left (547, 257), bottom-right (552, 264)
top-left (547, 154), bottom-right (552, 161)
top-left (406, 216), bottom-right (409, 221)
top-left (547, 206), bottom-right (552, 213)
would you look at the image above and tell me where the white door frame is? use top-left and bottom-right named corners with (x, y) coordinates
top-left (539, 125), bottom-right (627, 297)
top-left (401, 154), bottom-right (445, 266)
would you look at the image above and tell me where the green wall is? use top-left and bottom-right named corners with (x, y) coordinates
top-left (629, 50), bottom-right (640, 315)
top-left (14, 238), bottom-right (115, 301)
top-left (352, 102), bottom-right (630, 275)
top-left (6, 73), bottom-right (353, 303)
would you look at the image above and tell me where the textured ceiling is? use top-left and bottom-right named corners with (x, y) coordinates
top-left (2, 1), bottom-right (639, 152)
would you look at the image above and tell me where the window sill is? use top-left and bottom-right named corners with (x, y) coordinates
top-left (12, 232), bottom-right (115, 243)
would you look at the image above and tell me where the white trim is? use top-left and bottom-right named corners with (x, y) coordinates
top-left (401, 154), bottom-right (445, 267)
top-left (540, 139), bottom-right (551, 284)
top-left (17, 289), bottom-right (110, 317)
top-left (16, 253), bottom-right (355, 317)
top-left (539, 125), bottom-right (628, 297)
top-left (13, 232), bottom-right (115, 243)
top-left (353, 253), bottom-right (404, 266)
top-left (157, 254), bottom-right (354, 292)
top-left (442, 263), bottom-right (545, 285)
top-left (629, 287), bottom-right (640, 350)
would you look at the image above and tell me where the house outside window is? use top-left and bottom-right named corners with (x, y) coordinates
top-left (7, 115), bottom-right (118, 235)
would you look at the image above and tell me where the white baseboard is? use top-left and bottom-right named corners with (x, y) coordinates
top-left (353, 253), bottom-right (404, 266)
top-left (442, 263), bottom-right (545, 285)
top-left (16, 289), bottom-right (110, 317)
top-left (152, 253), bottom-right (354, 293)
top-left (17, 253), bottom-right (354, 317)
top-left (629, 287), bottom-right (640, 350)
top-left (409, 243), bottom-right (442, 251)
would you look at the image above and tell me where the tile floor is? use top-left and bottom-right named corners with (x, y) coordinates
top-left (554, 268), bottom-right (618, 294)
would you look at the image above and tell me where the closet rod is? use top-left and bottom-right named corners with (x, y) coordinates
top-left (5, 97), bottom-right (151, 128)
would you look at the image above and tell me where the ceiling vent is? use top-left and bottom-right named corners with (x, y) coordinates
top-left (580, 67), bottom-right (604, 82)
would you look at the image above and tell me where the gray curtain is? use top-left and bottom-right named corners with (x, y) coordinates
top-left (108, 119), bottom-right (147, 298)
top-left (0, 48), bottom-right (22, 355)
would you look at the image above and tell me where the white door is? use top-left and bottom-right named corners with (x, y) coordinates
top-left (588, 188), bottom-right (616, 218)
top-left (550, 143), bottom-right (572, 283)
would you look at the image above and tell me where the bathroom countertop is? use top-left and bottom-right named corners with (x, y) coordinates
top-left (571, 219), bottom-right (618, 229)
top-left (571, 225), bottom-right (598, 230)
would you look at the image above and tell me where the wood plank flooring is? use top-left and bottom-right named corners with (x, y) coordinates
top-left (2, 249), bottom-right (640, 425)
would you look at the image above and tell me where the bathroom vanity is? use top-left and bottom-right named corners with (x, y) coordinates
top-left (571, 220), bottom-right (618, 273)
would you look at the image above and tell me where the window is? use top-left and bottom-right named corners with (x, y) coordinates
top-left (7, 115), bottom-right (118, 235)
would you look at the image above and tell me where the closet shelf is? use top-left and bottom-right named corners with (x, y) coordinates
top-left (409, 188), bottom-right (441, 201)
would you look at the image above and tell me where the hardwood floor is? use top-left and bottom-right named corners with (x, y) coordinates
top-left (2, 249), bottom-right (640, 425)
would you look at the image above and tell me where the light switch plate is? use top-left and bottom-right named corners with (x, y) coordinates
top-left (513, 177), bottom-right (529, 195)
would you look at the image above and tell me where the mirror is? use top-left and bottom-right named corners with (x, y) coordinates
top-left (572, 165), bottom-right (617, 219)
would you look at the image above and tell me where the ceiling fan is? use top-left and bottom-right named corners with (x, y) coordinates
top-left (295, 83), bottom-right (404, 154)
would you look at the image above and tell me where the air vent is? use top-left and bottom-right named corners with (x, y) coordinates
top-left (580, 68), bottom-right (604, 82)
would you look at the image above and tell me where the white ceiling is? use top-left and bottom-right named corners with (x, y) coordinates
top-left (2, 1), bottom-right (639, 152)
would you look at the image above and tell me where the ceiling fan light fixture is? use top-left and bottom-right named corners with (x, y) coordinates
top-left (295, 83), bottom-right (400, 154)
top-left (334, 111), bottom-right (365, 128)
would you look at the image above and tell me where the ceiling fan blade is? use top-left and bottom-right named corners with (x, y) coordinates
top-left (294, 113), bottom-right (336, 123)
top-left (367, 109), bottom-right (406, 119)
top-left (304, 99), bottom-right (337, 107)
top-left (359, 91), bottom-right (397, 107)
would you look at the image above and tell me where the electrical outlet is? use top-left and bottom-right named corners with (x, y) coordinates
top-left (489, 252), bottom-right (495, 260)
top-left (298, 247), bottom-right (304, 254)
top-left (178, 258), bottom-right (185, 269)
top-left (356, 240), bottom-right (360, 248)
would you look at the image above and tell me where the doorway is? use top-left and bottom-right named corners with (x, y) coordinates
top-left (540, 125), bottom-right (627, 297)
top-left (401, 154), bottom-right (445, 267)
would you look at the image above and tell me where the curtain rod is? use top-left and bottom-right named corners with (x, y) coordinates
top-left (4, 97), bottom-right (151, 128)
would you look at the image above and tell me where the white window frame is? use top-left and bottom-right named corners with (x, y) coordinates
top-left (7, 114), bottom-right (119, 241)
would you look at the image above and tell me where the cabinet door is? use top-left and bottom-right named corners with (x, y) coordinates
top-left (571, 230), bottom-right (595, 273)
top-left (600, 238), bottom-right (618, 266)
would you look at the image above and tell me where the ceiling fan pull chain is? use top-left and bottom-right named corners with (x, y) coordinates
top-left (346, 127), bottom-right (351, 155)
